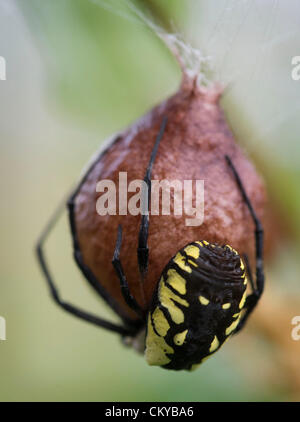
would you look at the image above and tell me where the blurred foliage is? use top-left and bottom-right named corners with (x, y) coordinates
top-left (0, 0), bottom-right (300, 402)
top-left (18, 0), bottom-right (181, 131)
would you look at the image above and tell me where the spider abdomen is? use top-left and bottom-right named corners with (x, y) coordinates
top-left (145, 241), bottom-right (247, 371)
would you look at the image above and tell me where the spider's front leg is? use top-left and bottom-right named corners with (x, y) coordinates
top-left (112, 117), bottom-right (168, 322)
top-left (225, 155), bottom-right (265, 334)
top-left (137, 116), bottom-right (168, 280)
top-left (112, 225), bottom-right (145, 320)
top-left (36, 195), bottom-right (134, 337)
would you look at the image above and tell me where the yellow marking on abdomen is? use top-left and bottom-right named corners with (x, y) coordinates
top-left (166, 269), bottom-right (186, 295)
top-left (184, 245), bottom-right (200, 260)
top-left (173, 253), bottom-right (192, 273)
top-left (199, 295), bottom-right (209, 305)
top-left (159, 279), bottom-right (189, 324)
top-left (145, 317), bottom-right (174, 366)
top-left (225, 314), bottom-right (241, 336)
top-left (239, 290), bottom-right (247, 309)
top-left (173, 330), bottom-right (188, 346)
top-left (222, 303), bottom-right (231, 310)
top-left (209, 336), bottom-right (219, 353)
top-left (188, 259), bottom-right (198, 268)
top-left (152, 307), bottom-right (170, 337)
top-left (226, 245), bottom-right (238, 255)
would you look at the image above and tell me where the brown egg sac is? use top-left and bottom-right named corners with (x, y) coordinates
top-left (72, 76), bottom-right (267, 323)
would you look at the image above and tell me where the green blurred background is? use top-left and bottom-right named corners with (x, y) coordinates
top-left (1, 0), bottom-right (300, 401)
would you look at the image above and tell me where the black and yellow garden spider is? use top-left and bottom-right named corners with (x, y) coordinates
top-left (36, 117), bottom-right (264, 371)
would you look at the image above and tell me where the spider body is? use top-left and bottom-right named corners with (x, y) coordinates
top-left (69, 82), bottom-right (266, 324)
top-left (37, 100), bottom-right (265, 371)
top-left (145, 241), bottom-right (247, 370)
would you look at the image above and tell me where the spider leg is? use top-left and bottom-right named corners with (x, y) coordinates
top-left (225, 155), bottom-right (264, 334)
top-left (112, 225), bottom-right (145, 319)
top-left (137, 116), bottom-right (168, 279)
top-left (36, 195), bottom-right (135, 337)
